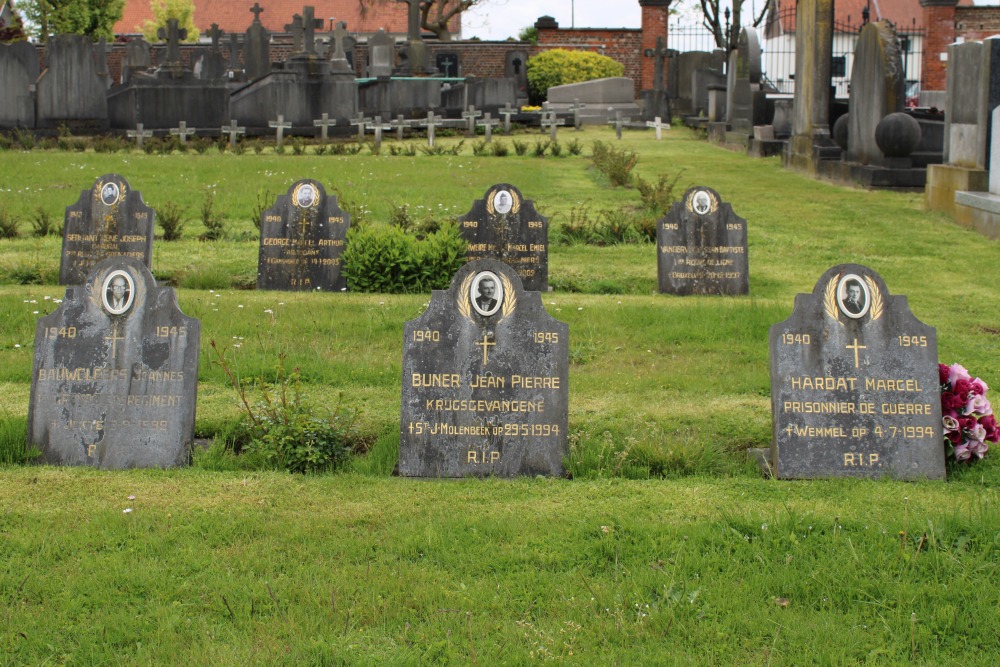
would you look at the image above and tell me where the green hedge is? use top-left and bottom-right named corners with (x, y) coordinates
top-left (526, 49), bottom-right (625, 102)
top-left (342, 223), bottom-right (467, 293)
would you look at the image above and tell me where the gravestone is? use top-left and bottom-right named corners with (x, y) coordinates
top-left (846, 21), bottom-right (905, 166)
top-left (36, 34), bottom-right (109, 131)
top-left (257, 180), bottom-right (351, 291)
top-left (124, 37), bottom-right (152, 82)
top-left (244, 2), bottom-right (271, 81)
top-left (60, 174), bottom-right (154, 286)
top-left (657, 186), bottom-right (749, 295)
top-left (504, 49), bottom-right (529, 103)
top-left (0, 41), bottom-right (38, 129)
top-left (400, 259), bottom-right (568, 477)
top-left (786, 0), bottom-right (835, 174)
top-left (367, 29), bottom-right (395, 77)
top-left (202, 23), bottom-right (228, 81)
top-left (329, 21), bottom-right (356, 74)
top-left (457, 184), bottom-right (549, 292)
top-left (767, 264), bottom-right (944, 480)
top-left (727, 28), bottom-right (767, 137)
top-left (436, 52), bottom-right (460, 78)
top-left (28, 257), bottom-right (200, 469)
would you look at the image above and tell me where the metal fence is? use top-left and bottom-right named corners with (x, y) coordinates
top-left (668, 8), bottom-right (924, 101)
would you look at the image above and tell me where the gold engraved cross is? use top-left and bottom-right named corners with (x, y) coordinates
top-left (476, 333), bottom-right (495, 365)
top-left (298, 215), bottom-right (311, 236)
top-left (846, 338), bottom-right (867, 369)
top-left (104, 322), bottom-right (125, 367)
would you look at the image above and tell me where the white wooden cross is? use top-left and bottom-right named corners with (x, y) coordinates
top-left (541, 111), bottom-right (565, 142)
top-left (169, 121), bottom-right (196, 144)
top-left (570, 98), bottom-right (586, 130)
top-left (462, 105), bottom-right (482, 137)
top-left (126, 123), bottom-right (153, 149)
top-left (366, 115), bottom-right (392, 151)
top-left (419, 111), bottom-right (444, 147)
top-left (499, 103), bottom-right (516, 134)
top-left (221, 119), bottom-right (246, 149)
top-left (349, 112), bottom-right (368, 142)
top-left (477, 112), bottom-right (500, 143)
top-left (645, 116), bottom-right (670, 140)
top-left (313, 113), bottom-right (336, 141)
top-left (269, 114), bottom-right (292, 147)
top-left (390, 114), bottom-right (410, 141)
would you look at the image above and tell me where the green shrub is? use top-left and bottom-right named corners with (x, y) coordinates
top-left (12, 127), bottom-right (35, 150)
top-left (198, 189), bottom-right (226, 241)
top-left (0, 208), bottom-right (20, 238)
top-left (591, 139), bottom-right (638, 187)
top-left (490, 140), bottom-right (510, 157)
top-left (471, 139), bottom-right (488, 156)
top-left (526, 49), bottom-right (625, 102)
top-left (532, 139), bottom-right (550, 157)
top-left (635, 171), bottom-right (684, 214)
top-left (30, 207), bottom-right (59, 237)
top-left (343, 222), bottom-right (466, 293)
top-left (157, 201), bottom-right (186, 241)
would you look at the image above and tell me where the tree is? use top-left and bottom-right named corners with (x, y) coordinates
top-left (19, 0), bottom-right (124, 42)
top-left (142, 0), bottom-right (198, 43)
top-left (697, 0), bottom-right (768, 52)
top-left (0, 5), bottom-right (27, 42)
top-left (359, 0), bottom-right (478, 42)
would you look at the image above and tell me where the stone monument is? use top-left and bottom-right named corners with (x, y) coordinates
top-left (60, 174), bottom-right (154, 286)
top-left (257, 179), bottom-right (351, 291)
top-left (400, 259), bottom-right (568, 477)
top-left (457, 184), bottom-right (549, 292)
top-left (766, 264), bottom-right (945, 480)
top-left (28, 257), bottom-right (200, 469)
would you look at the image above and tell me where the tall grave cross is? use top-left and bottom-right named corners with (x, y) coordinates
top-left (227, 33), bottom-right (242, 76)
top-left (395, 0), bottom-right (422, 41)
top-left (301, 6), bottom-right (324, 56)
top-left (207, 23), bottom-right (224, 52)
top-left (221, 119), bottom-right (246, 149)
top-left (645, 116), bottom-right (669, 140)
top-left (169, 121), bottom-right (197, 144)
top-left (419, 111), bottom-right (443, 147)
top-left (499, 103), bottom-right (516, 134)
top-left (644, 36), bottom-right (668, 95)
top-left (126, 123), bottom-right (153, 149)
top-left (313, 113), bottom-right (336, 141)
top-left (541, 111), bottom-right (565, 141)
top-left (330, 20), bottom-right (351, 63)
top-left (269, 114), bottom-right (292, 147)
top-left (477, 113), bottom-right (500, 143)
top-left (157, 18), bottom-right (187, 68)
top-left (285, 14), bottom-right (305, 53)
top-left (463, 105), bottom-right (482, 137)
top-left (250, 2), bottom-right (265, 23)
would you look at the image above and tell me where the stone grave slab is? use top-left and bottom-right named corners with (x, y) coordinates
top-left (768, 264), bottom-right (945, 480)
top-left (400, 259), bottom-right (568, 477)
top-left (457, 184), bottom-right (549, 292)
top-left (60, 174), bottom-right (154, 286)
top-left (257, 179), bottom-right (350, 291)
top-left (28, 257), bottom-right (200, 469)
top-left (0, 41), bottom-right (39, 129)
top-left (657, 186), bottom-right (749, 295)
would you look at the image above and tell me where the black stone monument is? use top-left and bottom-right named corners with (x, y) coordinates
top-left (400, 259), bottom-right (568, 477)
top-left (457, 184), bottom-right (549, 292)
top-left (60, 174), bottom-right (154, 286)
top-left (657, 186), bottom-right (749, 295)
top-left (767, 264), bottom-right (945, 480)
top-left (28, 257), bottom-right (200, 469)
top-left (257, 179), bottom-right (351, 291)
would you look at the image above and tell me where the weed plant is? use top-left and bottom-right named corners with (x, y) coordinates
top-left (157, 202), bottom-right (186, 241)
top-left (0, 209), bottom-right (20, 238)
top-left (198, 190), bottom-right (226, 241)
top-left (30, 207), bottom-right (59, 238)
top-left (591, 139), bottom-right (639, 186)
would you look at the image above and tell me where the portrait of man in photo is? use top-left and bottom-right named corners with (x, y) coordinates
top-left (296, 183), bottom-right (316, 208)
top-left (838, 276), bottom-right (868, 318)
top-left (493, 190), bottom-right (513, 215)
top-left (100, 182), bottom-right (120, 206)
top-left (102, 271), bottom-right (134, 315)
top-left (471, 272), bottom-right (503, 317)
top-left (693, 190), bottom-right (711, 215)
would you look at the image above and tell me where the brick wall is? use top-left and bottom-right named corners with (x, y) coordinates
top-left (921, 4), bottom-right (1000, 91)
top-left (640, 1), bottom-right (670, 93)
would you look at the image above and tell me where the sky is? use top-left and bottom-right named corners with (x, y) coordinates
top-left (461, 0), bottom-right (644, 42)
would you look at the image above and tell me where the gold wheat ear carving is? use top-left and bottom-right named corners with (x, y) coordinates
top-left (864, 275), bottom-right (884, 321)
top-left (486, 194), bottom-right (496, 216)
top-left (511, 193), bottom-right (521, 215)
top-left (824, 277), bottom-right (842, 324)
top-left (499, 273), bottom-right (517, 321)
top-left (458, 273), bottom-right (475, 322)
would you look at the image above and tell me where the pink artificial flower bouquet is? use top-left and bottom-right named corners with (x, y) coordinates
top-left (940, 363), bottom-right (999, 462)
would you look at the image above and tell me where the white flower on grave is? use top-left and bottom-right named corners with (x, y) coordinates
top-left (278, 303), bottom-right (285, 306)
top-left (263, 309), bottom-right (273, 315)
top-left (238, 305), bottom-right (244, 309)
top-left (14, 344), bottom-right (21, 348)
top-left (123, 508), bottom-right (133, 514)
top-left (44, 295), bottom-right (50, 300)
top-left (578, 307), bottom-right (583, 311)
top-left (32, 311), bottom-right (38, 315)
top-left (127, 495), bottom-right (135, 500)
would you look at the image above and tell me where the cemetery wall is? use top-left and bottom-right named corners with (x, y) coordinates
top-left (535, 28), bottom-right (643, 98)
top-left (922, 6), bottom-right (1000, 91)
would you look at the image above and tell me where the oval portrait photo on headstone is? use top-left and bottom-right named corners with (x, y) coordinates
top-left (102, 269), bottom-right (135, 315)
top-left (492, 189), bottom-right (513, 215)
top-left (294, 182), bottom-right (317, 209)
top-left (100, 181), bottom-right (121, 207)
top-left (692, 189), bottom-right (713, 215)
top-left (837, 274), bottom-right (869, 318)
top-left (471, 270), bottom-right (503, 317)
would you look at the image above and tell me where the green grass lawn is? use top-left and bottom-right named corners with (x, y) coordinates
top-left (0, 126), bottom-right (999, 663)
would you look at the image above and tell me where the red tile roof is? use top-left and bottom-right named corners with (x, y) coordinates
top-left (770, 0), bottom-right (973, 34)
top-left (114, 1), bottom-right (411, 36)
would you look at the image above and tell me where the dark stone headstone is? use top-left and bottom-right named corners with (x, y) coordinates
top-left (36, 34), bottom-right (108, 131)
top-left (28, 257), bottom-right (200, 469)
top-left (244, 10), bottom-right (271, 81)
top-left (400, 259), bottom-right (568, 477)
top-left (257, 179), bottom-right (351, 291)
top-left (657, 186), bottom-right (749, 295)
top-left (436, 52), bottom-right (460, 78)
top-left (457, 184), bottom-right (549, 292)
top-left (367, 29), bottom-right (395, 78)
top-left (60, 174), bottom-right (154, 286)
top-left (124, 38), bottom-right (152, 82)
top-left (0, 41), bottom-right (38, 129)
top-left (768, 264), bottom-right (945, 480)
top-left (504, 49), bottom-right (529, 102)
